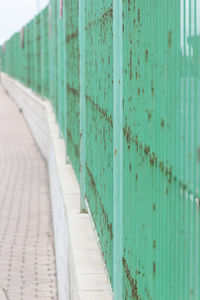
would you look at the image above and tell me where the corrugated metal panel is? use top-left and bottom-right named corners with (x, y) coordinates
top-left (85, 0), bottom-right (113, 284)
top-left (57, 0), bottom-right (65, 136)
top-left (65, 0), bottom-right (80, 180)
top-left (121, 1), bottom-right (200, 299)
top-left (41, 6), bottom-right (50, 98)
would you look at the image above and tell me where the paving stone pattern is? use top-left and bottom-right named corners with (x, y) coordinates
top-left (0, 85), bottom-right (57, 300)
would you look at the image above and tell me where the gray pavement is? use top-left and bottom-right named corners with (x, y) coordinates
top-left (0, 85), bottom-right (57, 300)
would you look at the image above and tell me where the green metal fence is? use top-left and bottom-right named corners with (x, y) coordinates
top-left (0, 1), bottom-right (200, 299)
top-left (85, 0), bottom-right (114, 282)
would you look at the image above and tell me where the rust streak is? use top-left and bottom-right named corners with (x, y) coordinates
top-left (122, 257), bottom-right (141, 299)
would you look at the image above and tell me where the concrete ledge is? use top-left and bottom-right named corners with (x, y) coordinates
top-left (1, 73), bottom-right (113, 300)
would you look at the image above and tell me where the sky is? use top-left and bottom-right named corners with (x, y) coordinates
top-left (0, 0), bottom-right (49, 45)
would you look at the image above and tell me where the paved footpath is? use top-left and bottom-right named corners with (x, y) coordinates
top-left (0, 85), bottom-right (57, 299)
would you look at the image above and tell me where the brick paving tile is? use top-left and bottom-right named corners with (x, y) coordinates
top-left (0, 85), bottom-right (57, 300)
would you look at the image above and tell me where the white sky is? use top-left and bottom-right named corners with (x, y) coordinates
top-left (0, 0), bottom-right (49, 45)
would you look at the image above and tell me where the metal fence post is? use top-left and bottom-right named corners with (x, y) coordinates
top-left (57, 0), bottom-right (61, 134)
top-left (63, 0), bottom-right (67, 145)
top-left (113, 0), bottom-right (123, 298)
top-left (34, 18), bottom-right (37, 92)
top-left (41, 9), bottom-right (44, 97)
top-left (48, 3), bottom-right (52, 105)
top-left (79, 0), bottom-right (87, 213)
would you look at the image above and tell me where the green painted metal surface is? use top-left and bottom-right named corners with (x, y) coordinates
top-left (0, 1), bottom-right (200, 299)
top-left (65, 0), bottom-right (80, 180)
top-left (85, 0), bottom-right (114, 283)
top-left (113, 0), bottom-right (123, 298)
top-left (79, 0), bottom-right (87, 212)
top-left (121, 1), bottom-right (200, 299)
top-left (41, 6), bottom-right (50, 98)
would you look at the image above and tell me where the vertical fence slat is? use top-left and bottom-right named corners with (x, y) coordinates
top-left (79, 0), bottom-right (87, 212)
top-left (113, 0), bottom-right (123, 298)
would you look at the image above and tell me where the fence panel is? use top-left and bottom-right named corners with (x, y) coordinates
top-left (65, 0), bottom-right (80, 180)
top-left (122, 1), bottom-right (200, 299)
top-left (41, 7), bottom-right (50, 99)
top-left (85, 0), bottom-right (114, 284)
